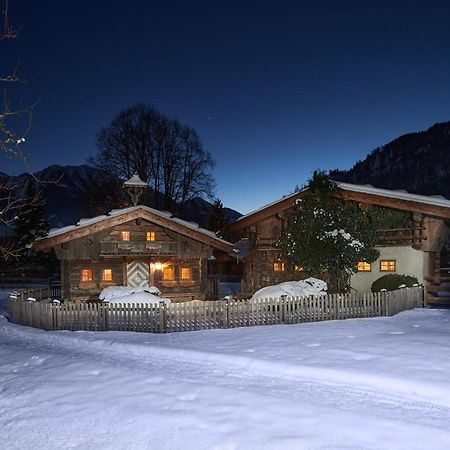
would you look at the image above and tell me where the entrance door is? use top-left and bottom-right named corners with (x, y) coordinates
top-left (126, 261), bottom-right (149, 288)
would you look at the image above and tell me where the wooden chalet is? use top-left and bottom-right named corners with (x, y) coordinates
top-left (228, 183), bottom-right (450, 305)
top-left (34, 205), bottom-right (234, 302)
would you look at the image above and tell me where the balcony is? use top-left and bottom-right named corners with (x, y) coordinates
top-left (100, 241), bottom-right (178, 256)
top-left (375, 227), bottom-right (425, 247)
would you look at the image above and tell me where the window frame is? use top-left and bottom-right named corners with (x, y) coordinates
top-left (146, 231), bottom-right (156, 242)
top-left (380, 260), bottom-right (396, 272)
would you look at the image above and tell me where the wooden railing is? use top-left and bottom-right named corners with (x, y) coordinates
top-left (100, 241), bottom-right (178, 256)
top-left (8, 287), bottom-right (423, 333)
top-left (10, 285), bottom-right (61, 302)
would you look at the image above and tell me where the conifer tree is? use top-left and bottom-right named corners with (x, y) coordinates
top-left (208, 199), bottom-right (229, 237)
top-left (281, 171), bottom-right (379, 292)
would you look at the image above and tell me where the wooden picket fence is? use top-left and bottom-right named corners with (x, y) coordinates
top-left (7, 287), bottom-right (423, 333)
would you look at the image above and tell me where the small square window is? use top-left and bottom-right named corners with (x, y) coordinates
top-left (294, 265), bottom-right (304, 272)
top-left (273, 262), bottom-right (285, 272)
top-left (380, 260), bottom-right (396, 272)
top-left (146, 231), bottom-right (155, 241)
top-left (180, 267), bottom-right (192, 281)
top-left (81, 269), bottom-right (93, 282)
top-left (357, 261), bottom-right (372, 272)
top-left (102, 268), bottom-right (113, 282)
top-left (163, 266), bottom-right (174, 281)
top-left (120, 231), bottom-right (130, 241)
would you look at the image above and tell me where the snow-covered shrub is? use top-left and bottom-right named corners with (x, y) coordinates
top-left (371, 274), bottom-right (419, 293)
top-left (251, 277), bottom-right (327, 301)
top-left (99, 285), bottom-right (169, 305)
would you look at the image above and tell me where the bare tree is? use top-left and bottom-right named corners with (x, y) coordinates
top-left (89, 103), bottom-right (215, 210)
top-left (0, 0), bottom-right (37, 259)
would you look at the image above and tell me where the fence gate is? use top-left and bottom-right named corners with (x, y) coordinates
top-left (126, 261), bottom-right (149, 288)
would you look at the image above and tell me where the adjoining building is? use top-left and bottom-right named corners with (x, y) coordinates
top-left (227, 183), bottom-right (450, 305)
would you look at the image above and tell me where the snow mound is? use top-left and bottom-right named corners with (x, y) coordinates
top-left (251, 277), bottom-right (327, 301)
top-left (99, 286), bottom-right (161, 301)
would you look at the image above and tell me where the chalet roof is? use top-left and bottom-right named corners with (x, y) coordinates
top-left (34, 205), bottom-right (233, 253)
top-left (229, 182), bottom-right (450, 231)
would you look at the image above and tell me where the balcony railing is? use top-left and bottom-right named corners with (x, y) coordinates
top-left (100, 242), bottom-right (178, 256)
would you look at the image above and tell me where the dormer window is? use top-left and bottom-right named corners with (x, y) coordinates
top-left (120, 231), bottom-right (131, 241)
top-left (146, 231), bottom-right (155, 241)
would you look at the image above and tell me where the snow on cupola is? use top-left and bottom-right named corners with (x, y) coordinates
top-left (123, 173), bottom-right (147, 206)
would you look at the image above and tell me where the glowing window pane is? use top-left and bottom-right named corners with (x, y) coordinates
top-left (163, 266), bottom-right (174, 281)
top-left (146, 231), bottom-right (155, 241)
top-left (120, 231), bottom-right (130, 241)
top-left (102, 269), bottom-right (113, 282)
top-left (273, 262), bottom-right (285, 272)
top-left (81, 269), bottom-right (93, 282)
top-left (380, 260), bottom-right (396, 272)
top-left (357, 262), bottom-right (372, 272)
top-left (181, 267), bottom-right (192, 281)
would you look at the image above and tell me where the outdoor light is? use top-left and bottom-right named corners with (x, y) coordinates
top-left (152, 262), bottom-right (164, 271)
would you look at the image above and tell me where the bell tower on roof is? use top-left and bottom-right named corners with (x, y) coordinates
top-left (123, 174), bottom-right (147, 206)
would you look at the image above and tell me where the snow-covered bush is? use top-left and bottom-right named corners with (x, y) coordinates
top-left (251, 277), bottom-right (327, 301)
top-left (99, 286), bottom-right (169, 305)
top-left (371, 274), bottom-right (419, 293)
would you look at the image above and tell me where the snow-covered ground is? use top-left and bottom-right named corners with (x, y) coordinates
top-left (1, 289), bottom-right (450, 449)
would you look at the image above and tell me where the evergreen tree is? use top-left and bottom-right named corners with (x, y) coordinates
top-left (208, 199), bottom-right (229, 237)
top-left (15, 181), bottom-right (50, 250)
top-left (281, 171), bottom-right (379, 293)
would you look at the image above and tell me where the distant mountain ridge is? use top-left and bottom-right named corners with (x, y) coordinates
top-left (330, 121), bottom-right (450, 199)
top-left (1, 165), bottom-right (242, 229)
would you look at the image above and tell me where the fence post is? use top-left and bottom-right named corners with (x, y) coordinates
top-left (223, 298), bottom-right (229, 328)
top-left (280, 295), bottom-right (286, 323)
top-left (159, 301), bottom-right (166, 333)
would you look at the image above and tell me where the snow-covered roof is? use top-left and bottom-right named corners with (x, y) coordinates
top-left (38, 205), bottom-right (232, 250)
top-left (233, 182), bottom-right (450, 226)
top-left (123, 174), bottom-right (147, 187)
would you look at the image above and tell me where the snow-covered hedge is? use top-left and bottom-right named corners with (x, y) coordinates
top-left (251, 277), bottom-right (327, 301)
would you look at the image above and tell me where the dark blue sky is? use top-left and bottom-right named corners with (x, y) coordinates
top-left (3, 0), bottom-right (450, 213)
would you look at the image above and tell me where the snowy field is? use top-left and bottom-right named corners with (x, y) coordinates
top-left (1, 290), bottom-right (450, 449)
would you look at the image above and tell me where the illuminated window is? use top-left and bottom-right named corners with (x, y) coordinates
top-left (80, 269), bottom-right (93, 282)
top-left (380, 260), bottom-right (396, 272)
top-left (273, 262), bottom-right (285, 272)
top-left (357, 261), bottom-right (372, 272)
top-left (180, 267), bottom-right (192, 281)
top-left (294, 265), bottom-right (304, 272)
top-left (146, 231), bottom-right (155, 241)
top-left (120, 231), bottom-right (130, 241)
top-left (102, 268), bottom-right (113, 282)
top-left (163, 265), bottom-right (175, 281)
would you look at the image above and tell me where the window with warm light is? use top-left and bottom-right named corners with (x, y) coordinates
top-left (294, 265), bottom-right (304, 272)
top-left (120, 231), bottom-right (131, 241)
top-left (146, 231), bottom-right (155, 241)
top-left (102, 268), bottom-right (113, 282)
top-left (163, 265), bottom-right (175, 281)
top-left (80, 269), bottom-right (93, 282)
top-left (180, 267), bottom-right (192, 281)
top-left (273, 262), bottom-right (285, 272)
top-left (357, 261), bottom-right (372, 272)
top-left (380, 260), bottom-right (396, 272)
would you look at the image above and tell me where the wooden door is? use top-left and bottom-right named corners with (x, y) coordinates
top-left (126, 261), bottom-right (149, 288)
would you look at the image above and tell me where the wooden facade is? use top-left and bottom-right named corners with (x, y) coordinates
top-left (35, 206), bottom-right (234, 302)
top-left (228, 183), bottom-right (450, 301)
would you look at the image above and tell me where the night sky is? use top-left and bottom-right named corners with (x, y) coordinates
top-left (3, 0), bottom-right (450, 213)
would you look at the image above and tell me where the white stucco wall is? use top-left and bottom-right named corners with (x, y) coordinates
top-left (350, 246), bottom-right (426, 293)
